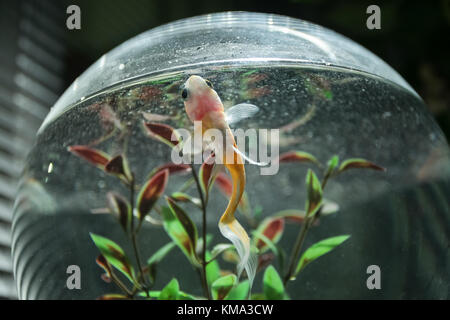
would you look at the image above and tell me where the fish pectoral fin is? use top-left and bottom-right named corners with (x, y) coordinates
top-left (232, 144), bottom-right (268, 166)
top-left (225, 103), bottom-right (260, 127)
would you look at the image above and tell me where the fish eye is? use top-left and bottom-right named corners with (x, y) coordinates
top-left (205, 79), bottom-right (213, 88)
top-left (181, 88), bottom-right (188, 100)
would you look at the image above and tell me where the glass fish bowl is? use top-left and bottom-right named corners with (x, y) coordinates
top-left (12, 12), bottom-right (449, 300)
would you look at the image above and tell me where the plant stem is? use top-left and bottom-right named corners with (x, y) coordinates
top-left (128, 175), bottom-right (149, 295)
top-left (190, 164), bottom-right (212, 300)
top-left (283, 171), bottom-right (332, 286)
top-left (283, 214), bottom-right (311, 285)
top-left (321, 172), bottom-right (331, 190)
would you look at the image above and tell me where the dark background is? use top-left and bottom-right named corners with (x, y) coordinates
top-left (61, 0), bottom-right (450, 139)
top-left (0, 0), bottom-right (449, 300)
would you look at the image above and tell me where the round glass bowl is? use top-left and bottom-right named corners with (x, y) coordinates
top-left (12, 12), bottom-right (450, 299)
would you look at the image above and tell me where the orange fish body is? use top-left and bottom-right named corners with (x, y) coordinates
top-left (182, 75), bottom-right (256, 287)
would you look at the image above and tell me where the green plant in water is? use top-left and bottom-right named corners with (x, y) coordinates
top-left (68, 116), bottom-right (385, 300)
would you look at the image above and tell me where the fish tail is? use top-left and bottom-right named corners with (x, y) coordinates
top-left (219, 159), bottom-right (256, 290)
top-left (219, 219), bottom-right (257, 290)
top-left (220, 162), bottom-right (245, 223)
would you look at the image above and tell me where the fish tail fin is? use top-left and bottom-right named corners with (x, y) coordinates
top-left (219, 219), bottom-right (257, 290)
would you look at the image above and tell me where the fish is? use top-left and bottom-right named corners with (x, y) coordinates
top-left (181, 75), bottom-right (260, 289)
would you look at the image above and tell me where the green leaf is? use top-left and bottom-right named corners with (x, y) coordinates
top-left (147, 242), bottom-right (176, 266)
top-left (90, 233), bottom-right (135, 283)
top-left (146, 242), bottom-right (176, 283)
top-left (137, 169), bottom-right (169, 223)
top-left (251, 293), bottom-right (266, 300)
top-left (252, 230), bottom-right (278, 257)
top-left (226, 280), bottom-right (250, 300)
top-left (167, 198), bottom-right (198, 247)
top-left (159, 278), bottom-right (180, 300)
top-left (295, 235), bottom-right (351, 277)
top-left (305, 169), bottom-right (323, 216)
top-left (139, 291), bottom-right (161, 299)
top-left (327, 155), bottom-right (339, 173)
top-left (253, 206), bottom-right (263, 219)
top-left (106, 192), bottom-right (131, 233)
top-left (242, 69), bottom-right (259, 77)
top-left (263, 265), bottom-right (285, 300)
top-left (205, 251), bottom-right (221, 287)
top-left (175, 291), bottom-right (198, 300)
top-left (139, 290), bottom-right (198, 300)
top-left (211, 274), bottom-right (237, 300)
top-left (323, 90), bottom-right (333, 100)
top-left (162, 200), bottom-right (199, 266)
top-left (338, 158), bottom-right (386, 173)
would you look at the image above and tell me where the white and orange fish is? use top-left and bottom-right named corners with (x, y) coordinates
top-left (181, 75), bottom-right (261, 288)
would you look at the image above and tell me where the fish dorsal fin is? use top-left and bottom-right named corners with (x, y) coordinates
top-left (225, 103), bottom-right (260, 127)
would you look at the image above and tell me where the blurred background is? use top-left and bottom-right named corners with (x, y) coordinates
top-left (0, 0), bottom-right (448, 299)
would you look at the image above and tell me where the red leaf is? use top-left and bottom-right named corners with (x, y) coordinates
top-left (256, 218), bottom-right (285, 251)
top-left (257, 253), bottom-right (275, 273)
top-left (339, 158), bottom-right (386, 173)
top-left (215, 172), bottom-right (233, 197)
top-left (100, 274), bottom-right (111, 283)
top-left (68, 145), bottom-right (110, 167)
top-left (144, 122), bottom-right (180, 147)
top-left (275, 209), bottom-right (320, 226)
top-left (199, 153), bottom-right (216, 195)
top-left (277, 151), bottom-right (319, 165)
top-left (96, 254), bottom-right (112, 280)
top-left (142, 112), bottom-right (173, 122)
top-left (245, 73), bottom-right (268, 85)
top-left (151, 163), bottom-right (191, 177)
top-left (245, 86), bottom-right (271, 99)
top-left (105, 155), bottom-right (125, 174)
top-left (106, 192), bottom-right (131, 233)
top-left (139, 86), bottom-right (163, 101)
top-left (137, 169), bottom-right (169, 221)
top-left (104, 154), bottom-right (133, 182)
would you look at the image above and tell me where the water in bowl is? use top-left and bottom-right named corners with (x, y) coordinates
top-left (12, 64), bottom-right (450, 299)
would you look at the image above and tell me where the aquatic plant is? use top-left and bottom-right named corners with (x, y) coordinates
top-left (68, 119), bottom-right (385, 300)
